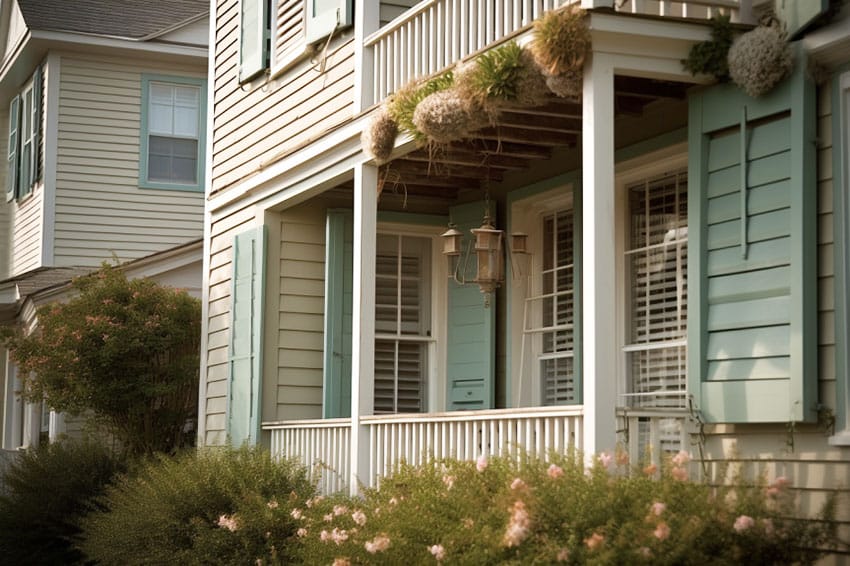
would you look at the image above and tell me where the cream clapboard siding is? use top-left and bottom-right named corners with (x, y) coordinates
top-left (11, 188), bottom-right (42, 274)
top-left (211, 0), bottom-right (355, 195)
top-left (700, 80), bottom-right (850, 556)
top-left (53, 55), bottom-right (204, 266)
top-left (274, 204), bottom-right (326, 421)
top-left (204, 206), bottom-right (258, 446)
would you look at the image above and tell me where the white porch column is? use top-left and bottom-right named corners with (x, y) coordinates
top-left (48, 410), bottom-right (65, 443)
top-left (2, 356), bottom-right (22, 449)
top-left (354, 0), bottom-right (380, 113)
top-left (350, 163), bottom-right (377, 494)
top-left (581, 52), bottom-right (618, 457)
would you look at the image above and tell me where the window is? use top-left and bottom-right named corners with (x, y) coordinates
top-left (539, 209), bottom-right (577, 405)
top-left (5, 67), bottom-right (42, 203)
top-left (139, 75), bottom-right (206, 192)
top-left (624, 170), bottom-right (688, 409)
top-left (305, 0), bottom-right (353, 45)
top-left (374, 233), bottom-right (431, 413)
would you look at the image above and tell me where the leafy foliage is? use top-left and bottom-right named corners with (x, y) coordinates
top-left (294, 452), bottom-right (839, 565)
top-left (682, 15), bottom-right (735, 81)
top-left (79, 446), bottom-right (316, 566)
top-left (530, 5), bottom-right (590, 76)
top-left (386, 72), bottom-right (454, 140)
top-left (1, 265), bottom-right (201, 455)
top-left (0, 441), bottom-right (125, 565)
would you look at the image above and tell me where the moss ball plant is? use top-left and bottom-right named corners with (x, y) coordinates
top-left (530, 5), bottom-right (590, 77)
top-left (545, 68), bottom-right (583, 99)
top-left (386, 72), bottom-right (454, 141)
top-left (455, 42), bottom-right (549, 110)
top-left (412, 89), bottom-right (473, 144)
top-left (727, 24), bottom-right (793, 97)
top-left (362, 108), bottom-right (398, 162)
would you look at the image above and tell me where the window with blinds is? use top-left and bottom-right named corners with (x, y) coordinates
top-left (625, 171), bottom-right (688, 408)
top-left (374, 234), bottom-right (431, 413)
top-left (540, 209), bottom-right (576, 405)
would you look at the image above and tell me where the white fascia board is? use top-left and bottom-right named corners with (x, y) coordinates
top-left (803, 5), bottom-right (850, 69)
top-left (29, 31), bottom-right (207, 60)
top-left (122, 241), bottom-right (203, 280)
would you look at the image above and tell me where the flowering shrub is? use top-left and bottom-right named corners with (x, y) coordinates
top-left (0, 264), bottom-right (201, 455)
top-left (294, 451), bottom-right (837, 565)
top-left (79, 447), bottom-right (315, 565)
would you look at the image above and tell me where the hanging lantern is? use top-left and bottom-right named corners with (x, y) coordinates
top-left (441, 225), bottom-right (463, 257)
top-left (510, 232), bottom-right (528, 254)
top-left (471, 213), bottom-right (504, 296)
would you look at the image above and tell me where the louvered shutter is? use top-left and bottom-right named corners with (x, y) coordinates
top-left (30, 66), bottom-right (42, 187)
top-left (687, 46), bottom-right (817, 423)
top-left (447, 201), bottom-right (495, 410)
top-left (239, 0), bottom-right (270, 83)
top-left (6, 95), bottom-right (19, 202)
top-left (228, 226), bottom-right (267, 445)
top-left (305, 0), bottom-right (353, 45)
top-left (323, 210), bottom-right (353, 418)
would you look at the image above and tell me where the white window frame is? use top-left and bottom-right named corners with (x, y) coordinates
top-left (615, 147), bottom-right (688, 411)
top-left (509, 186), bottom-right (576, 408)
top-left (374, 222), bottom-right (447, 413)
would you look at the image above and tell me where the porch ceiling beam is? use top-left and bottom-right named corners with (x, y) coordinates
top-left (475, 126), bottom-right (577, 147)
top-left (467, 140), bottom-right (552, 159)
top-left (497, 112), bottom-right (583, 134)
top-left (386, 160), bottom-right (505, 182)
top-left (381, 184), bottom-right (463, 199)
top-left (502, 100), bottom-right (582, 119)
top-left (400, 150), bottom-right (529, 170)
top-left (614, 76), bottom-right (689, 100)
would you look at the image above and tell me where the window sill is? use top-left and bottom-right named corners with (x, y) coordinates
top-left (139, 181), bottom-right (204, 193)
top-left (827, 431), bottom-right (850, 447)
top-left (269, 42), bottom-right (315, 81)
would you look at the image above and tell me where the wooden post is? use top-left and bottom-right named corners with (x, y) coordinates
top-left (354, 0), bottom-right (380, 113)
top-left (350, 163), bottom-right (377, 494)
top-left (581, 52), bottom-right (618, 458)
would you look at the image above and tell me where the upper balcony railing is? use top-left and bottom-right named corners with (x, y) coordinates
top-left (365, 0), bottom-right (752, 107)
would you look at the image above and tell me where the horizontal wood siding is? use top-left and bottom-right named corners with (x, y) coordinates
top-left (211, 0), bottom-right (356, 195)
top-left (53, 55), bottom-right (205, 266)
top-left (276, 204), bottom-right (326, 421)
top-left (204, 206), bottom-right (259, 446)
top-left (700, 82), bottom-right (848, 557)
top-left (11, 190), bottom-right (43, 275)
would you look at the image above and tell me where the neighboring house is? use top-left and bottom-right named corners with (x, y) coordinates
top-left (200, 0), bottom-right (849, 553)
top-left (0, 0), bottom-right (209, 450)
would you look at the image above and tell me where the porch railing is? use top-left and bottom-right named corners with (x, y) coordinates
top-left (618, 408), bottom-right (698, 468)
top-left (265, 406), bottom-right (583, 493)
top-left (364, 0), bottom-right (752, 106)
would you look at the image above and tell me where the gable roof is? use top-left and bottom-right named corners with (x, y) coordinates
top-left (17, 0), bottom-right (208, 40)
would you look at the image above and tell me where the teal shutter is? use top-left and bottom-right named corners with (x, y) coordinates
top-left (30, 66), bottom-right (42, 186)
top-left (305, 0), bottom-right (353, 45)
top-left (228, 226), bottom-right (267, 445)
top-left (239, 0), bottom-right (270, 83)
top-left (687, 46), bottom-right (817, 423)
top-left (323, 210), bottom-right (353, 418)
top-left (447, 201), bottom-right (496, 410)
top-left (774, 0), bottom-right (829, 40)
top-left (6, 95), bottom-right (19, 202)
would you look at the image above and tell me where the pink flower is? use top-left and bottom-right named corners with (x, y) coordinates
top-left (502, 500), bottom-right (531, 547)
top-left (429, 544), bottom-right (446, 561)
top-left (364, 534), bottom-right (391, 553)
top-left (306, 496), bottom-right (323, 508)
top-left (599, 452), bottom-right (614, 469)
top-left (476, 454), bottom-right (488, 472)
top-left (643, 463), bottom-right (658, 476)
top-left (267, 499), bottom-right (279, 509)
top-left (654, 522), bottom-right (670, 541)
top-left (333, 505), bottom-right (349, 516)
top-left (442, 475), bottom-right (455, 489)
top-left (510, 477), bottom-right (526, 490)
top-left (547, 464), bottom-right (564, 479)
top-left (733, 515), bottom-right (755, 533)
top-left (352, 509), bottom-right (367, 526)
top-left (332, 559), bottom-right (351, 566)
top-left (290, 508), bottom-right (302, 520)
top-left (389, 497), bottom-right (399, 506)
top-left (331, 528), bottom-right (349, 545)
top-left (651, 502), bottom-right (666, 516)
top-left (323, 513), bottom-right (334, 522)
top-left (585, 532), bottom-right (605, 550)
top-left (671, 451), bottom-right (691, 467)
top-left (556, 548), bottom-right (570, 561)
top-left (639, 547), bottom-right (652, 558)
top-left (767, 476), bottom-right (791, 497)
top-left (616, 452), bottom-right (630, 466)
top-left (320, 530), bottom-right (332, 542)
top-left (296, 528), bottom-right (307, 537)
top-left (217, 514), bottom-right (239, 532)
top-left (671, 466), bottom-right (689, 481)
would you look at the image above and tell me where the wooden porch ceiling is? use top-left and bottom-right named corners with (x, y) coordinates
top-left (329, 76), bottom-right (692, 210)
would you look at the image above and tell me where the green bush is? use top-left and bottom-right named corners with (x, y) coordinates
top-left (80, 446), bottom-right (315, 565)
top-left (294, 451), bottom-right (838, 565)
top-left (0, 441), bottom-right (125, 565)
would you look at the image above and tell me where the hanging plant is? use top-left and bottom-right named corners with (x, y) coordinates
top-left (386, 72), bottom-right (454, 140)
top-left (727, 24), bottom-right (793, 97)
top-left (529, 5), bottom-right (590, 77)
top-left (412, 89), bottom-right (474, 144)
top-left (455, 42), bottom-right (549, 109)
top-left (682, 15), bottom-right (734, 81)
top-left (545, 69), bottom-right (582, 100)
top-left (362, 107), bottom-right (398, 163)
